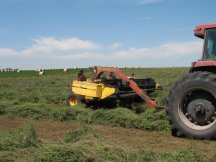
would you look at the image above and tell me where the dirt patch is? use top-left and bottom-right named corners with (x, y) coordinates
top-left (0, 116), bottom-right (81, 141)
top-left (94, 124), bottom-right (216, 157)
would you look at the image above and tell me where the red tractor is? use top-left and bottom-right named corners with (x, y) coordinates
top-left (166, 23), bottom-right (216, 139)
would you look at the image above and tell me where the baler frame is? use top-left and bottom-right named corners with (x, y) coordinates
top-left (92, 66), bottom-right (159, 109)
top-left (68, 66), bottom-right (161, 109)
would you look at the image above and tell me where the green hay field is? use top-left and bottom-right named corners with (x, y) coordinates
top-left (0, 67), bottom-right (188, 130)
top-left (1, 67), bottom-right (216, 161)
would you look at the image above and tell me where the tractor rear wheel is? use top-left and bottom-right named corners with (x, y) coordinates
top-left (67, 94), bottom-right (81, 107)
top-left (166, 72), bottom-right (216, 139)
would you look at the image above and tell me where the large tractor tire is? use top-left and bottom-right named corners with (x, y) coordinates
top-left (166, 72), bottom-right (216, 140)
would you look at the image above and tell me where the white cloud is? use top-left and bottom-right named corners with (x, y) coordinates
top-left (0, 48), bottom-right (18, 56)
top-left (32, 37), bottom-right (100, 51)
top-left (139, 0), bottom-right (164, 5)
top-left (0, 37), bottom-right (202, 69)
top-left (111, 41), bottom-right (202, 59)
top-left (111, 42), bottom-right (122, 49)
top-left (161, 41), bottom-right (201, 56)
top-left (0, 37), bottom-right (101, 57)
top-left (52, 51), bottom-right (105, 60)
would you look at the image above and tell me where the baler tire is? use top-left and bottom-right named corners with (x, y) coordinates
top-left (67, 94), bottom-right (81, 107)
top-left (166, 72), bottom-right (216, 140)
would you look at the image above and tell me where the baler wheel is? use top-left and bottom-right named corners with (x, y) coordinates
top-left (67, 94), bottom-right (81, 107)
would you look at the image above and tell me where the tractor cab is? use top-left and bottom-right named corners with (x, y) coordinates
top-left (203, 28), bottom-right (216, 60)
top-left (195, 23), bottom-right (216, 60)
top-left (191, 23), bottom-right (216, 71)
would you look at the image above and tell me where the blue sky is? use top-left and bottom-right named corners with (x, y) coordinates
top-left (0, 0), bottom-right (215, 69)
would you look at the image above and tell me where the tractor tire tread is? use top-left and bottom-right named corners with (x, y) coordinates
top-left (166, 71), bottom-right (216, 140)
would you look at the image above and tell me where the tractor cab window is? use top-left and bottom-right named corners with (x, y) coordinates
top-left (204, 28), bottom-right (216, 59)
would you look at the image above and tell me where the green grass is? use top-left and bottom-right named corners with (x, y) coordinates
top-left (0, 103), bottom-right (170, 131)
top-left (0, 67), bottom-right (189, 131)
top-left (0, 124), bottom-right (215, 162)
top-left (0, 67), bottom-right (195, 161)
top-left (0, 124), bottom-right (41, 151)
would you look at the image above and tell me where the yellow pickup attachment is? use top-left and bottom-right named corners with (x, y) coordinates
top-left (71, 80), bottom-right (116, 100)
